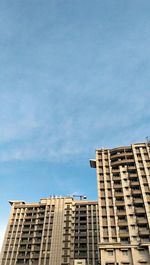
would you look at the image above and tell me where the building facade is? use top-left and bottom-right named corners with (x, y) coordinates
top-left (0, 197), bottom-right (99, 265)
top-left (90, 142), bottom-right (150, 264)
top-left (74, 200), bottom-right (99, 264)
top-left (1, 142), bottom-right (150, 265)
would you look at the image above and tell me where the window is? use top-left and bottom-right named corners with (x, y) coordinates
top-left (107, 250), bottom-right (113, 256)
top-left (103, 237), bottom-right (109, 242)
top-left (122, 250), bottom-right (128, 256)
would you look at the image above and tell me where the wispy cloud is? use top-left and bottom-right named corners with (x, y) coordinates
top-left (0, 0), bottom-right (150, 163)
top-left (0, 81), bottom-right (149, 162)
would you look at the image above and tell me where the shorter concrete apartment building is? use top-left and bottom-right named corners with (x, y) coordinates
top-left (0, 197), bottom-right (99, 265)
top-left (1, 142), bottom-right (150, 265)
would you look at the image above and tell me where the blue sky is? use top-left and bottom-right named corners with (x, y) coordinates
top-left (1, 0), bottom-right (150, 248)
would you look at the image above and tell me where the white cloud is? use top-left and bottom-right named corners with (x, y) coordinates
top-left (0, 84), bottom-right (149, 162)
top-left (0, 2), bottom-right (150, 162)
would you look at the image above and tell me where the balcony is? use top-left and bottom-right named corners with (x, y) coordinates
top-left (111, 151), bottom-right (133, 158)
top-left (109, 210), bottom-right (115, 216)
top-left (118, 221), bottom-right (128, 226)
top-left (135, 208), bottom-right (145, 214)
top-left (113, 184), bottom-right (122, 189)
top-left (111, 153), bottom-right (126, 159)
top-left (21, 234), bottom-right (30, 238)
top-left (111, 232), bottom-right (117, 237)
top-left (20, 240), bottom-right (30, 244)
top-left (133, 198), bottom-right (143, 204)
top-left (115, 201), bottom-right (125, 206)
top-left (113, 176), bottom-right (121, 181)
top-left (137, 218), bottom-right (147, 225)
top-left (144, 187), bottom-right (150, 193)
top-left (31, 254), bottom-right (40, 259)
top-left (110, 221), bottom-right (115, 226)
top-left (101, 202), bottom-right (106, 207)
top-left (129, 174), bottom-right (138, 178)
top-left (117, 211), bottom-right (126, 217)
top-left (145, 195), bottom-right (150, 201)
top-left (102, 211), bottom-right (107, 216)
top-left (128, 166), bottom-right (136, 170)
top-left (103, 232), bottom-right (109, 237)
top-left (139, 229), bottom-right (150, 236)
top-left (140, 238), bottom-right (150, 243)
top-left (102, 221), bottom-right (108, 226)
top-left (130, 181), bottom-right (140, 186)
top-left (119, 232), bottom-right (129, 237)
top-left (111, 159), bottom-right (134, 166)
top-left (115, 192), bottom-right (123, 197)
top-left (132, 190), bottom-right (141, 195)
top-left (112, 169), bottom-right (120, 173)
top-left (18, 254), bottom-right (30, 259)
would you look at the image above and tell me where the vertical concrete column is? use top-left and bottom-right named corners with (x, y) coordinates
top-left (96, 150), bottom-right (103, 242)
top-left (108, 151), bottom-right (120, 243)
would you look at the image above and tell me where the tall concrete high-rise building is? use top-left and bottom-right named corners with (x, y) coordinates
top-left (0, 197), bottom-right (99, 265)
top-left (1, 142), bottom-right (150, 265)
top-left (90, 142), bottom-right (150, 264)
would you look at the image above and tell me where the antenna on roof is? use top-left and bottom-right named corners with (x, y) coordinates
top-left (146, 136), bottom-right (150, 147)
